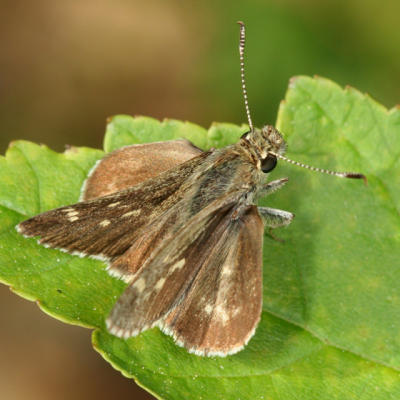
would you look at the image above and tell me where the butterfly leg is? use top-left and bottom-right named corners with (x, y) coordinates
top-left (258, 206), bottom-right (294, 242)
top-left (257, 207), bottom-right (293, 228)
top-left (259, 178), bottom-right (288, 197)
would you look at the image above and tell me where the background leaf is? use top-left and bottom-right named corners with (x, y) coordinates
top-left (0, 76), bottom-right (399, 399)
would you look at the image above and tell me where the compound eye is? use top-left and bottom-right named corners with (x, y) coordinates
top-left (261, 154), bottom-right (277, 173)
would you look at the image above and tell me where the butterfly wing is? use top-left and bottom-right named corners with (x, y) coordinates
top-left (106, 191), bottom-right (246, 337)
top-left (106, 200), bottom-right (264, 358)
top-left (159, 205), bottom-right (263, 356)
top-left (82, 139), bottom-right (202, 200)
top-left (17, 150), bottom-right (210, 260)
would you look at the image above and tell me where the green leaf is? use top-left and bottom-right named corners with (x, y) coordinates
top-left (1, 76), bottom-right (399, 399)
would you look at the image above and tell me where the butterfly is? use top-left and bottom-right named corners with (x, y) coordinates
top-left (16, 22), bottom-right (365, 357)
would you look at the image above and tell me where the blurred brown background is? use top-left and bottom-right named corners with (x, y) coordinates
top-left (1, 0), bottom-right (399, 399)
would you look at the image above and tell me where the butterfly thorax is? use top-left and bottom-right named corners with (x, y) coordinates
top-left (180, 148), bottom-right (256, 215)
top-left (184, 129), bottom-right (285, 219)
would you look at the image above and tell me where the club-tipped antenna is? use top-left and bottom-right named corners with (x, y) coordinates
top-left (271, 152), bottom-right (367, 184)
top-left (237, 21), bottom-right (254, 132)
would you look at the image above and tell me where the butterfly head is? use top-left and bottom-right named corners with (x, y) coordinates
top-left (241, 126), bottom-right (287, 173)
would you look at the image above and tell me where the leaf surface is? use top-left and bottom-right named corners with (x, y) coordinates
top-left (1, 77), bottom-right (399, 399)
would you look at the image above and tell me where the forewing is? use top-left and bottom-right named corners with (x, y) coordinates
top-left (17, 151), bottom-right (209, 260)
top-left (160, 205), bottom-right (263, 356)
top-left (106, 191), bottom-right (244, 338)
top-left (107, 205), bottom-right (183, 282)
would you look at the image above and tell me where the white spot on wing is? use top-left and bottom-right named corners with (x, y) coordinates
top-left (232, 307), bottom-right (241, 317)
top-left (122, 210), bottom-right (141, 218)
top-left (62, 208), bottom-right (75, 213)
top-left (215, 304), bottom-right (229, 325)
top-left (155, 277), bottom-right (166, 291)
top-left (204, 304), bottom-right (213, 315)
top-left (108, 202), bottom-right (120, 208)
top-left (99, 219), bottom-right (111, 227)
top-left (134, 278), bottom-right (146, 293)
top-left (68, 216), bottom-right (79, 222)
top-left (221, 264), bottom-right (233, 277)
top-left (170, 259), bottom-right (185, 272)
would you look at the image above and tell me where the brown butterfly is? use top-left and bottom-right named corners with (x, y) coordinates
top-left (16, 22), bottom-right (365, 357)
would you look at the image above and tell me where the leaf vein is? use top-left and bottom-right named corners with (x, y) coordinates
top-left (262, 307), bottom-right (400, 373)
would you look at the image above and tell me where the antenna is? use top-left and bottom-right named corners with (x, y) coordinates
top-left (236, 22), bottom-right (366, 185)
top-left (271, 152), bottom-right (367, 184)
top-left (237, 21), bottom-right (254, 132)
